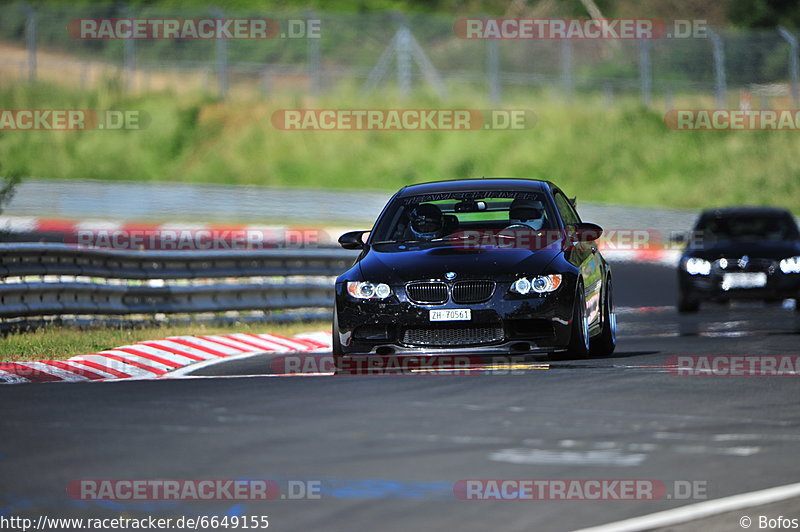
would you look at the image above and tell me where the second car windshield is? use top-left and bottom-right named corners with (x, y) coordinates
top-left (697, 214), bottom-right (799, 242)
top-left (370, 191), bottom-right (557, 247)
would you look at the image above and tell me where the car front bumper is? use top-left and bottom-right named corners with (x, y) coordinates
top-left (678, 269), bottom-right (800, 301)
top-left (334, 279), bottom-right (576, 356)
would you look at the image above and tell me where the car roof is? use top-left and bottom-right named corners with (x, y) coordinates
top-left (396, 178), bottom-right (555, 197)
top-left (699, 206), bottom-right (795, 218)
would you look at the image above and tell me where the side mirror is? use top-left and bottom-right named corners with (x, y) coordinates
top-left (569, 222), bottom-right (602, 242)
top-left (568, 197), bottom-right (577, 208)
top-left (338, 231), bottom-right (369, 250)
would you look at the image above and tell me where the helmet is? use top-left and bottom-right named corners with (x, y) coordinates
top-left (409, 203), bottom-right (444, 240)
top-left (509, 198), bottom-right (545, 230)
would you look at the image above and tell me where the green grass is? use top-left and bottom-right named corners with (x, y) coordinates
top-left (0, 321), bottom-right (329, 362)
top-left (0, 82), bottom-right (798, 212)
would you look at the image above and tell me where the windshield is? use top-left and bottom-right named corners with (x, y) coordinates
top-left (696, 213), bottom-right (799, 242)
top-left (371, 191), bottom-right (559, 249)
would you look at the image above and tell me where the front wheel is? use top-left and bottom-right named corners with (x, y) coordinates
top-left (552, 283), bottom-right (590, 361)
top-left (332, 305), bottom-right (347, 374)
top-left (677, 290), bottom-right (700, 313)
top-left (590, 278), bottom-right (616, 356)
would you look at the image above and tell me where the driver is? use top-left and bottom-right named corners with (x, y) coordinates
top-left (508, 198), bottom-right (546, 230)
top-left (409, 203), bottom-right (444, 240)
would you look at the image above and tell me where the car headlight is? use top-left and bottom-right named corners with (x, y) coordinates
top-left (346, 281), bottom-right (392, 299)
top-left (683, 257), bottom-right (711, 275)
top-left (779, 256), bottom-right (800, 274)
top-left (510, 275), bottom-right (562, 294)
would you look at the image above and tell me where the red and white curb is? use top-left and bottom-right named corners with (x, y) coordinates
top-left (0, 215), bottom-right (349, 248)
top-left (0, 332), bottom-right (333, 384)
top-left (598, 245), bottom-right (682, 266)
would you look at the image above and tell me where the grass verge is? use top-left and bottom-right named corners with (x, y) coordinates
top-left (0, 321), bottom-right (329, 362)
top-left (0, 83), bottom-right (798, 212)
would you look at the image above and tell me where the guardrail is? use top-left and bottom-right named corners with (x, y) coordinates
top-left (0, 243), bottom-right (357, 322)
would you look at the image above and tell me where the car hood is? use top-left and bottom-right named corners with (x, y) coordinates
top-left (357, 244), bottom-right (564, 283)
top-left (686, 239), bottom-right (800, 261)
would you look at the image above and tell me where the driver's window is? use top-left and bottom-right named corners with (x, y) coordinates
top-left (554, 192), bottom-right (580, 225)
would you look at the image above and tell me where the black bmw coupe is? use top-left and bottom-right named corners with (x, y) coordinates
top-left (332, 178), bottom-right (616, 363)
top-left (677, 206), bottom-right (800, 312)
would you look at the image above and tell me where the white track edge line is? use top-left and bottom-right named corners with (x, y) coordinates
top-left (573, 481), bottom-right (800, 532)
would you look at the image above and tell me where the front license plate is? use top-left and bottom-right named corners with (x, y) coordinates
top-left (429, 309), bottom-right (471, 322)
top-left (722, 272), bottom-right (767, 289)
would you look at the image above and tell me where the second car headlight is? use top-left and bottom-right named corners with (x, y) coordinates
top-left (510, 275), bottom-right (562, 294)
top-left (683, 257), bottom-right (711, 275)
top-left (347, 281), bottom-right (392, 299)
top-left (780, 256), bottom-right (800, 274)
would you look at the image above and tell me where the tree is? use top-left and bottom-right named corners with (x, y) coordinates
top-left (728, 0), bottom-right (800, 29)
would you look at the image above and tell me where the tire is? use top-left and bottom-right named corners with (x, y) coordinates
top-left (677, 290), bottom-right (700, 313)
top-left (332, 305), bottom-right (347, 374)
top-left (552, 282), bottom-right (590, 361)
top-left (590, 278), bottom-right (616, 357)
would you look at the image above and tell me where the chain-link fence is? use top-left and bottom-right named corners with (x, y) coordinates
top-left (1, 2), bottom-right (799, 107)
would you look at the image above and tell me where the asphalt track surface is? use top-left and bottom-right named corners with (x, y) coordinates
top-left (2, 262), bottom-right (800, 531)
